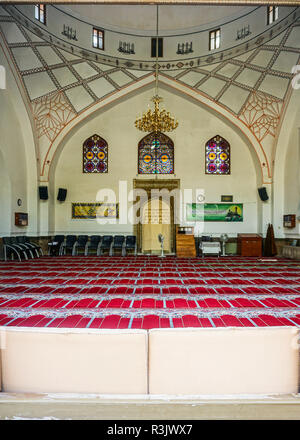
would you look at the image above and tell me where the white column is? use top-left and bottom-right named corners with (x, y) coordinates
top-left (259, 184), bottom-right (273, 237)
top-left (37, 184), bottom-right (51, 236)
top-left (297, 127), bottom-right (300, 235)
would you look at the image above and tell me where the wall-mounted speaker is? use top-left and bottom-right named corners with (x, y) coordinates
top-left (39, 186), bottom-right (48, 200)
top-left (258, 187), bottom-right (269, 202)
top-left (57, 188), bottom-right (67, 202)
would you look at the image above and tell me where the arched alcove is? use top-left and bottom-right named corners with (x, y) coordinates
top-left (142, 198), bottom-right (171, 254)
top-left (48, 79), bottom-right (262, 235)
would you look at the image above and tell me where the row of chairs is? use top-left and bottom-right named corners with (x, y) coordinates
top-left (48, 235), bottom-right (137, 256)
top-left (2, 236), bottom-right (43, 261)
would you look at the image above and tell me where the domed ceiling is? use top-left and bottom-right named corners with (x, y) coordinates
top-left (0, 3), bottom-right (299, 182)
top-left (59, 5), bottom-right (253, 32)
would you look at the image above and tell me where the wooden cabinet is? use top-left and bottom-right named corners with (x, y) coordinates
top-left (237, 234), bottom-right (262, 257)
top-left (176, 227), bottom-right (196, 257)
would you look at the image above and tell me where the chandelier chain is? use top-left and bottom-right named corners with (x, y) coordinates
top-left (135, 5), bottom-right (178, 133)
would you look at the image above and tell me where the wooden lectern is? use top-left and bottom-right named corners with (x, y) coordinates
top-left (176, 226), bottom-right (196, 257)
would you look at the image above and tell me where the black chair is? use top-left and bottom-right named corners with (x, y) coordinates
top-left (74, 235), bottom-right (89, 256)
top-left (61, 235), bottom-right (77, 256)
top-left (85, 236), bottom-right (102, 256)
top-left (10, 236), bottom-right (33, 259)
top-left (124, 235), bottom-right (137, 256)
top-left (99, 235), bottom-right (113, 256)
top-left (16, 236), bottom-right (35, 259)
top-left (111, 235), bottom-right (125, 256)
top-left (23, 236), bottom-right (43, 257)
top-left (2, 237), bottom-right (25, 261)
top-left (47, 235), bottom-right (65, 256)
top-left (201, 235), bottom-right (212, 242)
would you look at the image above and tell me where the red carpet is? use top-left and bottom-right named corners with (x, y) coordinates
top-left (0, 256), bottom-right (300, 329)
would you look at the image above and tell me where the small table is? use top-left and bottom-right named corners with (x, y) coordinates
top-left (200, 242), bottom-right (221, 257)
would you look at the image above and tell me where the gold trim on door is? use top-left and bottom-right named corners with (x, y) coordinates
top-left (133, 179), bottom-right (180, 254)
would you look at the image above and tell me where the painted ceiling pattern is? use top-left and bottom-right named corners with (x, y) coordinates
top-left (32, 91), bottom-right (76, 141)
top-left (0, 7), bottom-right (300, 169)
top-left (4, 4), bottom-right (300, 72)
top-left (239, 91), bottom-right (282, 142)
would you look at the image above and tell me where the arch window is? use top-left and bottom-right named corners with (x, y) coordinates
top-left (209, 28), bottom-right (220, 50)
top-left (35, 4), bottom-right (46, 24)
top-left (138, 132), bottom-right (174, 174)
top-left (92, 28), bottom-right (104, 50)
top-left (267, 6), bottom-right (279, 25)
top-left (83, 134), bottom-right (108, 173)
top-left (205, 135), bottom-right (230, 175)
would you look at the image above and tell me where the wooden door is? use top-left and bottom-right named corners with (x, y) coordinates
top-left (142, 199), bottom-right (171, 254)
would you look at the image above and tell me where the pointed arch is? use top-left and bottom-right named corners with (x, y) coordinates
top-left (47, 75), bottom-right (268, 184)
top-left (83, 134), bottom-right (108, 173)
top-left (138, 131), bottom-right (174, 175)
top-left (205, 134), bottom-right (230, 175)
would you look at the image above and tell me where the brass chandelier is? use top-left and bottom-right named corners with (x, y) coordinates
top-left (135, 6), bottom-right (178, 133)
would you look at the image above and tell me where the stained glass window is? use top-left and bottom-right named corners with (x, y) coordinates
top-left (83, 134), bottom-right (108, 173)
top-left (205, 135), bottom-right (230, 175)
top-left (138, 132), bottom-right (174, 174)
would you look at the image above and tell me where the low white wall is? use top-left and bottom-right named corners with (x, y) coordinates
top-left (282, 246), bottom-right (300, 260)
top-left (0, 327), bottom-right (148, 394)
top-left (149, 327), bottom-right (299, 395)
top-left (0, 326), bottom-right (299, 395)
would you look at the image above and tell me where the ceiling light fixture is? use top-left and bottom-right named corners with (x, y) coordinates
top-left (135, 5), bottom-right (178, 134)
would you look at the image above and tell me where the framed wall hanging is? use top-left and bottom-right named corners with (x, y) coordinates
top-left (186, 203), bottom-right (243, 222)
top-left (72, 203), bottom-right (119, 219)
top-left (221, 195), bottom-right (233, 202)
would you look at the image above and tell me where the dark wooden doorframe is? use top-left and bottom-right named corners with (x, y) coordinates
top-left (133, 179), bottom-right (180, 254)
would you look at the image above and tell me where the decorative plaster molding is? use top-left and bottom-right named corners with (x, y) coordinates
top-left (0, 7), bottom-right (298, 185)
top-left (32, 91), bottom-right (76, 142)
top-left (239, 91), bottom-right (282, 141)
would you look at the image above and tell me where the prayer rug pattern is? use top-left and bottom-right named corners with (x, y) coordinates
top-left (0, 256), bottom-right (300, 329)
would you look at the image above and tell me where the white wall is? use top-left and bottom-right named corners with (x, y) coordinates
top-left (273, 89), bottom-right (300, 238)
top-left (284, 126), bottom-right (300, 237)
top-left (0, 41), bottom-right (38, 238)
top-left (52, 86), bottom-right (259, 236)
top-left (0, 91), bottom-right (28, 235)
top-left (0, 150), bottom-right (11, 235)
top-left (285, 127), bottom-right (300, 213)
